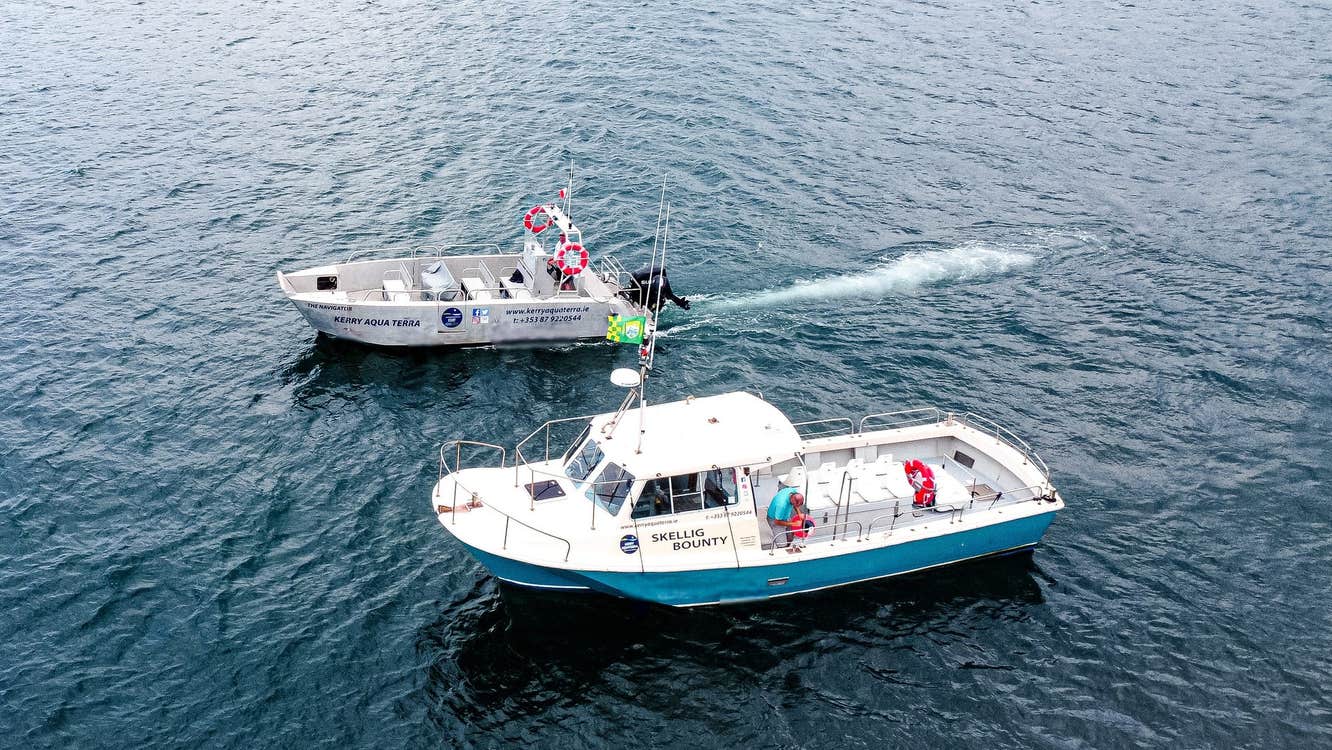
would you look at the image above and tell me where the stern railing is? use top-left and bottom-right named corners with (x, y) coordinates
top-left (850, 407), bottom-right (1050, 481)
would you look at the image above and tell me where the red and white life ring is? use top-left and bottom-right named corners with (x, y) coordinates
top-left (555, 242), bottom-right (589, 275)
top-left (523, 205), bottom-right (552, 233)
top-left (903, 459), bottom-right (937, 507)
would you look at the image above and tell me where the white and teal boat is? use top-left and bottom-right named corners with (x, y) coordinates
top-left (430, 378), bottom-right (1063, 607)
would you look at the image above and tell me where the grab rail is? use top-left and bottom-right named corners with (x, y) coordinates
top-left (436, 440), bottom-right (507, 522)
top-left (513, 413), bottom-right (601, 470)
top-left (498, 510), bottom-right (573, 562)
top-left (344, 243), bottom-right (505, 264)
top-left (594, 255), bottom-right (632, 289)
top-left (863, 502), bottom-right (962, 532)
top-left (769, 519), bottom-right (863, 551)
top-left (857, 407), bottom-right (945, 433)
top-left (344, 288), bottom-right (463, 303)
top-left (792, 417), bottom-right (856, 439)
top-left (865, 502), bottom-right (907, 535)
top-left (959, 412), bottom-right (1050, 476)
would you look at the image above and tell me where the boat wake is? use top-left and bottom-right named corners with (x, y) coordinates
top-left (708, 242), bottom-right (1037, 311)
top-left (655, 241), bottom-right (1038, 339)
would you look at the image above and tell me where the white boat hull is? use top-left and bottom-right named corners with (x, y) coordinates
top-left (430, 397), bottom-right (1064, 607)
top-left (286, 292), bottom-right (636, 347)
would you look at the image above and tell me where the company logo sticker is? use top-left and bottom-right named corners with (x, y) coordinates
top-left (441, 307), bottom-right (462, 328)
top-left (619, 534), bottom-right (640, 554)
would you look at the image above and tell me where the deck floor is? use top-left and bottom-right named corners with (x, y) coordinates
top-left (761, 458), bottom-right (1008, 550)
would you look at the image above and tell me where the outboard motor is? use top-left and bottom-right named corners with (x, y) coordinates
top-left (624, 265), bottom-right (690, 312)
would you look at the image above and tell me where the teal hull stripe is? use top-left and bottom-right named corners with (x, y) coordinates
top-left (463, 510), bottom-right (1056, 607)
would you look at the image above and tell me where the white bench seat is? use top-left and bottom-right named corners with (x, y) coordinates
top-left (501, 278), bottom-right (534, 300)
top-left (382, 277), bottom-right (410, 302)
top-left (460, 276), bottom-right (493, 302)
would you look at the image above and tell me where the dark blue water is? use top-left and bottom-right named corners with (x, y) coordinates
top-left (4, 1), bottom-right (1330, 746)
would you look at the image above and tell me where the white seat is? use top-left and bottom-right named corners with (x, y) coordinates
top-left (501, 278), bottom-right (534, 300)
top-left (382, 277), bottom-right (410, 302)
top-left (460, 277), bottom-right (493, 302)
top-left (874, 455), bottom-right (912, 500)
top-left (929, 464), bottom-right (969, 512)
top-left (844, 458), bottom-right (875, 503)
top-left (421, 261), bottom-right (457, 300)
top-left (809, 461), bottom-right (841, 508)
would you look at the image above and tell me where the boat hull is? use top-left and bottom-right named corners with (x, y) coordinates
top-left (463, 511), bottom-right (1056, 607)
top-left (286, 295), bottom-right (632, 347)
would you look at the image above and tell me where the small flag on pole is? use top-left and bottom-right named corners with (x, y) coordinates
top-left (559, 188), bottom-right (567, 199)
top-left (606, 314), bottom-right (647, 345)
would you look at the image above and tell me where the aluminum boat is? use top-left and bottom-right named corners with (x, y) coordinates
top-left (276, 190), bottom-right (688, 347)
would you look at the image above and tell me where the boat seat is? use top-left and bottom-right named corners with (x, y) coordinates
top-left (928, 463), bottom-right (970, 512)
top-left (460, 276), bottom-right (493, 302)
top-left (421, 261), bottom-right (458, 301)
top-left (382, 277), bottom-right (411, 302)
top-left (873, 454), bottom-right (910, 500)
top-left (844, 458), bottom-right (876, 503)
top-left (501, 278), bottom-right (534, 300)
top-left (805, 461), bottom-right (840, 510)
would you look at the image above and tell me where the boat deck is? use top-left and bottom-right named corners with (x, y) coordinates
top-left (760, 457), bottom-right (1040, 550)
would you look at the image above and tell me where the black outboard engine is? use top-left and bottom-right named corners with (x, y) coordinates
top-left (624, 265), bottom-right (690, 312)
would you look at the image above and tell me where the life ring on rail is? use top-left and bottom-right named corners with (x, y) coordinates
top-left (555, 242), bottom-right (589, 275)
top-left (523, 205), bottom-right (552, 233)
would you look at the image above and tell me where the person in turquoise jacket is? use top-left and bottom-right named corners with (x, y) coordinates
top-left (767, 486), bottom-right (806, 550)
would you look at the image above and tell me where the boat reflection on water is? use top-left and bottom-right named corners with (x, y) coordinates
top-left (416, 553), bottom-right (1049, 735)
top-left (279, 333), bottom-right (620, 411)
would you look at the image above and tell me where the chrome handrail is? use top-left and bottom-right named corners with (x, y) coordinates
top-left (513, 413), bottom-right (602, 475)
top-left (344, 288), bottom-right (464, 303)
top-left (344, 242), bottom-right (506, 264)
top-left (594, 255), bottom-right (633, 290)
top-left (857, 407), bottom-right (945, 433)
top-left (959, 412), bottom-right (1050, 476)
top-left (792, 417), bottom-right (856, 439)
top-left (769, 519), bottom-right (864, 551)
top-left (433, 440), bottom-right (574, 561)
top-left (837, 407), bottom-right (1050, 481)
top-left (436, 440), bottom-right (507, 521)
top-left (497, 510), bottom-right (573, 562)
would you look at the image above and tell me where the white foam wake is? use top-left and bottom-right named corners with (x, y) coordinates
top-left (709, 242), bottom-right (1037, 311)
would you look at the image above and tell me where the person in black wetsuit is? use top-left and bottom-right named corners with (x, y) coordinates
top-left (625, 265), bottom-right (690, 311)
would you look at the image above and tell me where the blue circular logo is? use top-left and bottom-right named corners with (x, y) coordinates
top-left (441, 307), bottom-right (462, 328)
top-left (619, 534), bottom-right (639, 554)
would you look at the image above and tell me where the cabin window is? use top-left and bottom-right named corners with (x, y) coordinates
top-left (703, 468), bottom-right (739, 508)
top-left (632, 478), bottom-right (673, 518)
top-left (632, 468), bottom-right (740, 518)
top-left (670, 473), bottom-right (703, 513)
top-left (565, 435), bottom-right (604, 483)
top-left (586, 462), bottom-right (635, 515)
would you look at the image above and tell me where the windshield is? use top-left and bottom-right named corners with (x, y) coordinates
top-left (586, 462), bottom-right (636, 515)
top-left (564, 436), bottom-right (604, 483)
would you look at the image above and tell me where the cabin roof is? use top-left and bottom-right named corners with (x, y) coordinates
top-left (589, 392), bottom-right (802, 477)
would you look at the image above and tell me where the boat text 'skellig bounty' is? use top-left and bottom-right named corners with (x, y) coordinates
top-left (429, 389), bottom-right (1064, 607)
top-left (275, 185), bottom-right (688, 346)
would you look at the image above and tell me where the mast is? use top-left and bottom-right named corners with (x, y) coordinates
top-left (563, 162), bottom-right (574, 218)
top-left (637, 179), bottom-right (670, 454)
